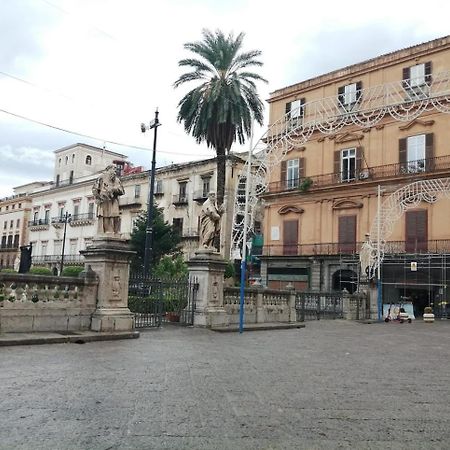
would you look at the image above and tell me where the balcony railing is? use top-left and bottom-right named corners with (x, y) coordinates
top-left (262, 239), bottom-right (450, 257)
top-left (267, 155), bottom-right (450, 194)
top-left (193, 190), bottom-right (208, 202)
top-left (172, 194), bottom-right (188, 205)
top-left (0, 245), bottom-right (19, 252)
top-left (70, 213), bottom-right (95, 225)
top-left (28, 219), bottom-right (50, 227)
top-left (119, 196), bottom-right (142, 208)
top-left (183, 228), bottom-right (199, 238)
top-left (32, 254), bottom-right (85, 265)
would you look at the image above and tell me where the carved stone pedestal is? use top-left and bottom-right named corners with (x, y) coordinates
top-left (81, 236), bottom-right (135, 332)
top-left (187, 249), bottom-right (229, 328)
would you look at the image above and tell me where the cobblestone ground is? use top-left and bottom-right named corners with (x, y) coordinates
top-left (1, 320), bottom-right (450, 449)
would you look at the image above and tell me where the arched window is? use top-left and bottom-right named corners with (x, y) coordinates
top-left (58, 158), bottom-right (62, 167)
top-left (72, 154), bottom-right (75, 163)
top-left (332, 269), bottom-right (358, 294)
top-left (65, 156), bottom-right (68, 165)
top-left (85, 155), bottom-right (92, 165)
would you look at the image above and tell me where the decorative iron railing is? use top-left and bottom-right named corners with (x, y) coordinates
top-left (172, 194), bottom-right (188, 205)
top-left (28, 219), bottom-right (50, 227)
top-left (263, 239), bottom-right (450, 257)
top-left (267, 155), bottom-right (450, 194)
top-left (32, 254), bottom-right (84, 265)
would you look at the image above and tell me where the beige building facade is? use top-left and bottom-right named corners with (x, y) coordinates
top-left (261, 36), bottom-right (450, 316)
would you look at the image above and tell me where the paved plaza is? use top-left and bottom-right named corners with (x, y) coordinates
top-left (1, 320), bottom-right (449, 449)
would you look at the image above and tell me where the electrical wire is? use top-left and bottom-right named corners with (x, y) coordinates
top-left (0, 107), bottom-right (214, 158)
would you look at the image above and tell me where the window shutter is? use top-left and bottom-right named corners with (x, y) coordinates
top-left (283, 220), bottom-right (299, 255)
top-left (406, 210), bottom-right (427, 252)
top-left (402, 67), bottom-right (410, 89)
top-left (333, 150), bottom-right (341, 182)
top-left (280, 160), bottom-right (287, 189)
top-left (338, 215), bottom-right (356, 253)
top-left (338, 86), bottom-right (345, 107)
top-left (300, 98), bottom-right (306, 119)
top-left (424, 61), bottom-right (432, 83)
top-left (356, 147), bottom-right (363, 176)
top-left (285, 102), bottom-right (291, 115)
top-left (425, 133), bottom-right (434, 171)
top-left (299, 157), bottom-right (305, 179)
top-left (399, 138), bottom-right (407, 173)
top-left (356, 81), bottom-right (362, 103)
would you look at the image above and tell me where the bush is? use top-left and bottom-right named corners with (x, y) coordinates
top-left (0, 268), bottom-right (16, 273)
top-left (153, 255), bottom-right (187, 279)
top-left (61, 266), bottom-right (84, 277)
top-left (224, 261), bottom-right (235, 279)
top-left (29, 267), bottom-right (53, 276)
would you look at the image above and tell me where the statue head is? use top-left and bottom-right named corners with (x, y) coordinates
top-left (208, 191), bottom-right (216, 201)
top-left (104, 164), bottom-right (117, 180)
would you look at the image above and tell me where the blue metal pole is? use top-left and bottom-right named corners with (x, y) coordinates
top-left (239, 260), bottom-right (246, 333)
top-left (377, 278), bottom-right (382, 321)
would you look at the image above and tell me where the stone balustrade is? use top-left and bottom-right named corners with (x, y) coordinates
top-left (0, 269), bottom-right (98, 332)
top-left (223, 287), bottom-right (296, 324)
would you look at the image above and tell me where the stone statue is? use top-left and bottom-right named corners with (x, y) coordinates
top-left (18, 244), bottom-right (32, 273)
top-left (92, 165), bottom-right (125, 234)
top-left (199, 192), bottom-right (224, 250)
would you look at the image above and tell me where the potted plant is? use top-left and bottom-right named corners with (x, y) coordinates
top-left (423, 306), bottom-right (435, 323)
top-left (298, 177), bottom-right (313, 193)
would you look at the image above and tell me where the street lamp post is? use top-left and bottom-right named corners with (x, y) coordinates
top-left (141, 108), bottom-right (161, 276)
top-left (60, 211), bottom-right (72, 275)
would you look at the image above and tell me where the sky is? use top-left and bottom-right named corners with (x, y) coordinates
top-left (1, 0), bottom-right (449, 196)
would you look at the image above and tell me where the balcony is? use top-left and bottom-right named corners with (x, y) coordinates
top-left (172, 194), bottom-right (188, 206)
top-left (0, 245), bottom-right (19, 252)
top-left (193, 190), bottom-right (208, 202)
top-left (266, 155), bottom-right (450, 195)
top-left (28, 219), bottom-right (50, 231)
top-left (183, 228), bottom-right (199, 238)
top-left (119, 196), bottom-right (142, 209)
top-left (262, 239), bottom-right (450, 257)
top-left (70, 213), bottom-right (95, 226)
top-left (32, 254), bottom-right (85, 265)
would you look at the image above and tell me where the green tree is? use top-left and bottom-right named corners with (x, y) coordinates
top-left (153, 255), bottom-right (188, 279)
top-left (129, 207), bottom-right (181, 273)
top-left (174, 29), bottom-right (267, 204)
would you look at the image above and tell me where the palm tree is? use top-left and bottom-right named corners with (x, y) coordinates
top-left (174, 29), bottom-right (267, 205)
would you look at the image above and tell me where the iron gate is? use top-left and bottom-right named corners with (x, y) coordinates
top-left (295, 292), bottom-right (343, 320)
top-left (128, 275), bottom-right (198, 328)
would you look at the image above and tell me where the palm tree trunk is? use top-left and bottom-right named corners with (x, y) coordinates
top-left (216, 149), bottom-right (226, 205)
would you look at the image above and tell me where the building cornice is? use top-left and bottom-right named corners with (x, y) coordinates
top-left (269, 35), bottom-right (450, 102)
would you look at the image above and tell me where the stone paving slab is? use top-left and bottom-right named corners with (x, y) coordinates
top-left (0, 320), bottom-right (449, 449)
top-left (0, 330), bottom-right (139, 346)
top-left (211, 322), bottom-right (305, 332)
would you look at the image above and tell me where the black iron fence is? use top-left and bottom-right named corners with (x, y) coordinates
top-left (295, 292), bottom-right (344, 320)
top-left (128, 274), bottom-right (198, 328)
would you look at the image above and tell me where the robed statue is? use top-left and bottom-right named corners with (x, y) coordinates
top-left (199, 192), bottom-right (224, 250)
top-left (92, 165), bottom-right (125, 234)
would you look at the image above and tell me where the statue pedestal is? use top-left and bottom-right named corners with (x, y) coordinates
top-left (81, 236), bottom-right (135, 332)
top-left (188, 249), bottom-right (229, 328)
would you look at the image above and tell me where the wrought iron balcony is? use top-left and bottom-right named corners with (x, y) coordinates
top-left (119, 196), bottom-right (142, 209)
top-left (266, 155), bottom-right (450, 195)
top-left (262, 239), bottom-right (450, 257)
top-left (0, 245), bottom-right (19, 252)
top-left (28, 219), bottom-right (50, 230)
top-left (172, 194), bottom-right (188, 206)
top-left (70, 213), bottom-right (95, 226)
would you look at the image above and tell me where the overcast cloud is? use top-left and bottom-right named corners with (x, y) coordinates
top-left (1, 0), bottom-right (449, 196)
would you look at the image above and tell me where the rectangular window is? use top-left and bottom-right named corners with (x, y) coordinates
top-left (88, 202), bottom-right (94, 219)
top-left (54, 240), bottom-right (62, 256)
top-left (282, 220), bottom-right (298, 256)
top-left (41, 242), bottom-right (47, 256)
top-left (285, 98), bottom-right (305, 129)
top-left (338, 215), bottom-right (357, 253)
top-left (406, 210), bottom-right (428, 252)
top-left (3, 222), bottom-right (6, 230)
top-left (179, 182), bottom-right (187, 201)
top-left (341, 148), bottom-right (356, 181)
top-left (9, 220), bottom-right (13, 229)
top-left (403, 62), bottom-right (431, 98)
top-left (73, 204), bottom-right (80, 219)
top-left (134, 184), bottom-right (141, 198)
top-left (410, 64), bottom-right (426, 87)
top-left (7, 235), bottom-right (13, 248)
top-left (44, 209), bottom-right (50, 223)
top-left (59, 207), bottom-right (64, 218)
top-left (172, 218), bottom-right (183, 236)
top-left (69, 239), bottom-right (77, 255)
top-left (338, 82), bottom-right (362, 111)
top-left (155, 180), bottom-right (163, 194)
top-left (202, 177), bottom-right (211, 197)
top-left (13, 234), bottom-right (19, 248)
top-left (406, 135), bottom-right (426, 173)
top-left (1, 236), bottom-right (6, 247)
top-left (33, 211), bottom-right (39, 224)
top-left (286, 159), bottom-right (299, 188)
top-left (16, 219), bottom-right (20, 228)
